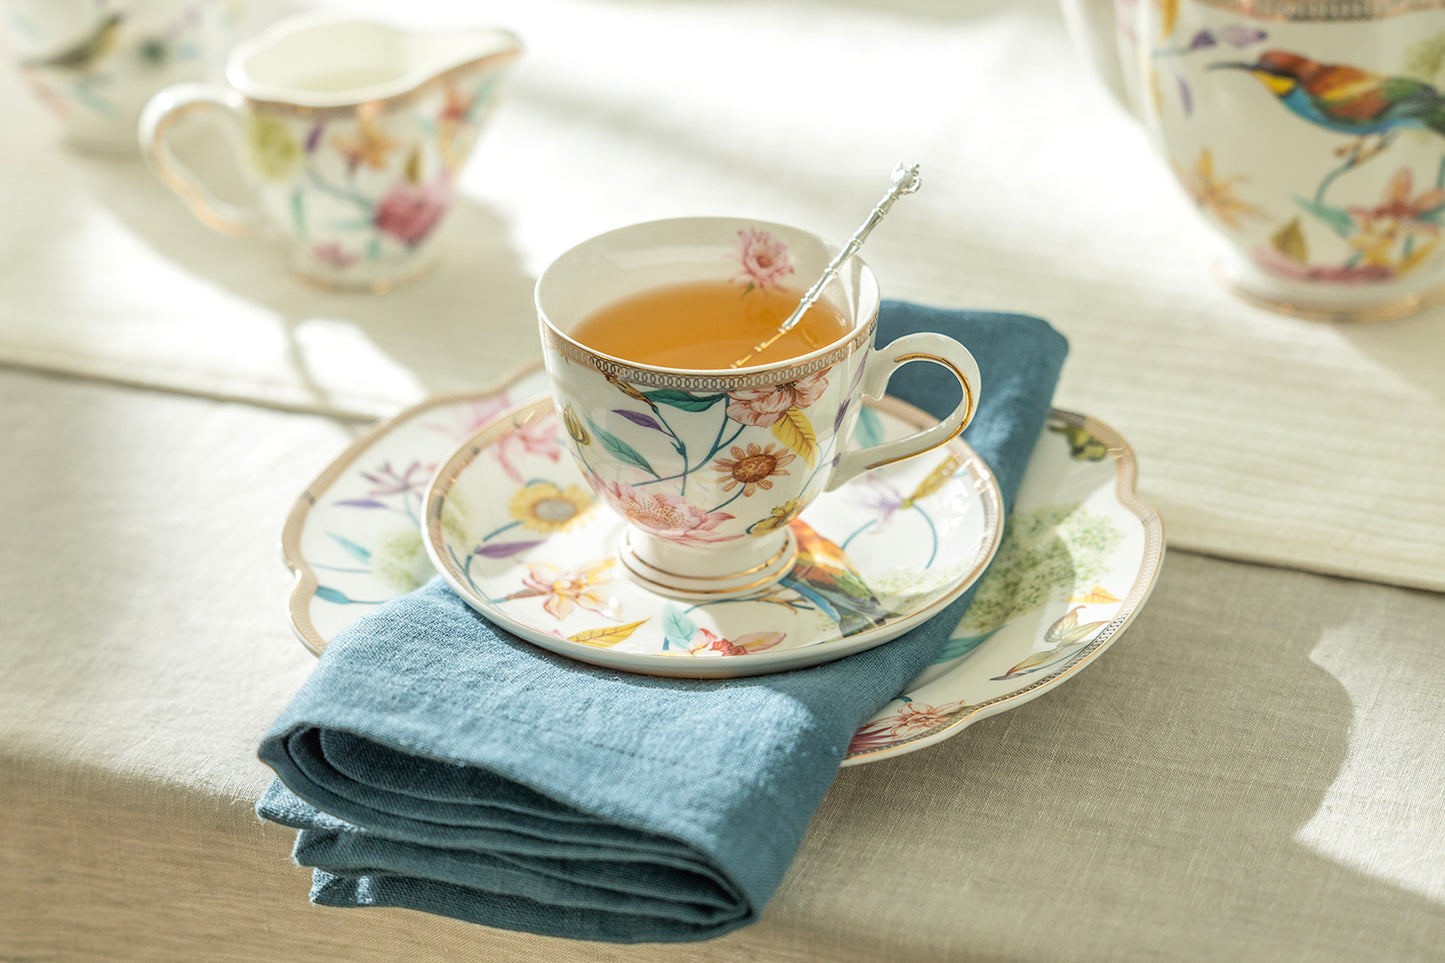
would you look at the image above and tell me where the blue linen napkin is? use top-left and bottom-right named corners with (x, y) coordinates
top-left (257, 301), bottom-right (1068, 943)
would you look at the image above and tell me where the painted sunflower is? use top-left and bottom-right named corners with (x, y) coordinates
top-left (712, 443), bottom-right (795, 496)
top-left (508, 481), bottom-right (595, 533)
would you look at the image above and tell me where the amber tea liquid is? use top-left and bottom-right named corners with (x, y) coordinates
top-left (570, 280), bottom-right (854, 370)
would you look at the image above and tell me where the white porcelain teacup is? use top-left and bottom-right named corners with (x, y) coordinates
top-left (139, 11), bottom-right (521, 291)
top-left (536, 217), bottom-right (983, 600)
top-left (4, 0), bottom-right (236, 152)
top-left (1063, 0), bottom-right (1445, 321)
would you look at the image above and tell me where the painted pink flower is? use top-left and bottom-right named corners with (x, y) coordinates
top-left (1348, 167), bottom-right (1445, 231)
top-left (845, 722), bottom-right (898, 755)
top-left (687, 627), bottom-right (785, 657)
top-left (494, 413), bottom-right (564, 484)
top-left (594, 478), bottom-right (733, 542)
top-left (313, 242), bottom-right (358, 268)
top-left (1251, 246), bottom-right (1393, 284)
top-left (726, 369), bottom-right (830, 427)
top-left (887, 700), bottom-right (963, 735)
top-left (732, 228), bottom-right (794, 291)
top-left (374, 174), bottom-right (452, 247)
top-left (845, 699), bottom-right (965, 754)
top-left (426, 395), bottom-right (516, 442)
top-left (521, 559), bottom-right (618, 621)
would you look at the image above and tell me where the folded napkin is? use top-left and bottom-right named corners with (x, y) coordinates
top-left (258, 301), bottom-right (1068, 943)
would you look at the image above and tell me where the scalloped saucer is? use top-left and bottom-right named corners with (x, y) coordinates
top-left (421, 396), bottom-right (1003, 678)
top-left (281, 364), bottom-right (1164, 763)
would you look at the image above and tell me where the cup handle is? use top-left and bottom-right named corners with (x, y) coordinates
top-left (139, 83), bottom-right (261, 236)
top-left (826, 332), bottom-right (982, 491)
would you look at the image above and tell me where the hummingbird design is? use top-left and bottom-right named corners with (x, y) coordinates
top-left (23, 13), bottom-right (126, 74)
top-left (780, 520), bottom-right (888, 637)
top-left (1211, 51), bottom-right (1445, 143)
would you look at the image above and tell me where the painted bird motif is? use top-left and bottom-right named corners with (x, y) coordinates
top-left (1211, 50), bottom-right (1445, 140)
top-left (991, 606), bottom-right (1110, 682)
top-left (23, 13), bottom-right (126, 73)
top-left (780, 520), bottom-right (888, 637)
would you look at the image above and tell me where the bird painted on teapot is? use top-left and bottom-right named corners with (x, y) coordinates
top-left (1061, 0), bottom-right (1445, 321)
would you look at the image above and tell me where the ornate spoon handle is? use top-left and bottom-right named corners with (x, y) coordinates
top-left (730, 162), bottom-right (922, 368)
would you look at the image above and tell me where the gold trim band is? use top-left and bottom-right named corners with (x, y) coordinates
top-left (617, 543), bottom-right (799, 597)
top-left (621, 530), bottom-right (794, 581)
top-left (1189, 0), bottom-right (1445, 20)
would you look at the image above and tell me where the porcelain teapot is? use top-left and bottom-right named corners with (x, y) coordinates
top-left (1062, 0), bottom-right (1445, 322)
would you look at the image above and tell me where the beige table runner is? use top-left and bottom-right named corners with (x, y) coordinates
top-left (1, 0), bottom-right (1441, 590)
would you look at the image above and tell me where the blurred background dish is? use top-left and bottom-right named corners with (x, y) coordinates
top-left (139, 11), bottom-right (522, 290)
top-left (2, 0), bottom-right (240, 152)
top-left (1063, 0), bottom-right (1445, 321)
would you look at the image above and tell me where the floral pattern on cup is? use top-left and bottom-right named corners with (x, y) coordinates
top-left (732, 227), bottom-right (795, 292)
top-left (546, 230), bottom-right (828, 542)
top-left (558, 361), bottom-right (837, 546)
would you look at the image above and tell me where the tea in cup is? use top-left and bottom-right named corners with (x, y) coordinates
top-left (138, 11), bottom-right (521, 291)
top-left (536, 217), bottom-right (982, 599)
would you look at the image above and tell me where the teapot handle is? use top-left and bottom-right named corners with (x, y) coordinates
top-left (139, 83), bottom-right (263, 236)
top-left (1058, 0), bottom-right (1141, 119)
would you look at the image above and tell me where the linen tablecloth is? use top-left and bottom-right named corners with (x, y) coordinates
top-left (4, 368), bottom-right (1445, 961)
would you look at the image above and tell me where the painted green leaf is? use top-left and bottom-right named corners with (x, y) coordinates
top-left (930, 630), bottom-right (997, 665)
top-left (290, 188), bottom-right (306, 240)
top-left (643, 389), bottom-right (726, 412)
top-left (662, 602), bottom-right (697, 650)
top-left (327, 532), bottom-right (371, 563)
top-left (1294, 196), bottom-right (1354, 239)
top-left (1415, 201), bottom-right (1445, 226)
top-left (587, 418), bottom-right (655, 475)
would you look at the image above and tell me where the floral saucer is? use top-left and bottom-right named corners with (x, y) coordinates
top-left (421, 396), bottom-right (1003, 678)
top-left (281, 366), bottom-right (1164, 762)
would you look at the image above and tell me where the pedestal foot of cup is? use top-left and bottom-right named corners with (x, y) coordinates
top-left (1213, 254), bottom-right (1445, 324)
top-left (618, 527), bottom-right (798, 601)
